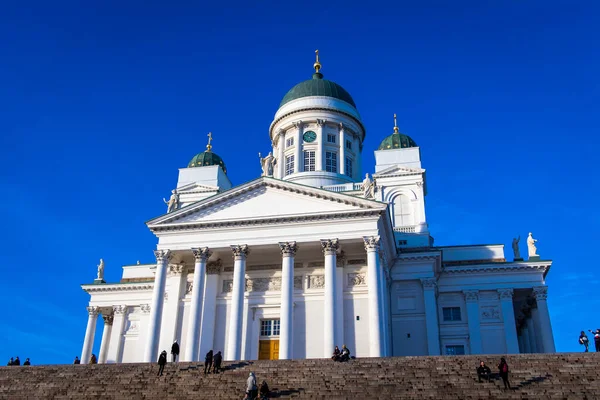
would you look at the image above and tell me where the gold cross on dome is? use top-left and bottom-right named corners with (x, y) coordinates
top-left (206, 132), bottom-right (213, 151)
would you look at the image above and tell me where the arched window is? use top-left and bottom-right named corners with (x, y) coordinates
top-left (393, 194), bottom-right (414, 227)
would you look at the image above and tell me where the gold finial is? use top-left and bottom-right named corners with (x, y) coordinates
top-left (206, 132), bottom-right (213, 152)
top-left (314, 49), bottom-right (322, 73)
top-left (393, 113), bottom-right (399, 133)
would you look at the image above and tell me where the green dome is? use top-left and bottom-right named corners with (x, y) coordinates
top-left (378, 132), bottom-right (418, 151)
top-left (280, 72), bottom-right (357, 108)
top-left (188, 150), bottom-right (227, 174)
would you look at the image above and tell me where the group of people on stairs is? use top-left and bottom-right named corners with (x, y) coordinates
top-left (579, 329), bottom-right (600, 352)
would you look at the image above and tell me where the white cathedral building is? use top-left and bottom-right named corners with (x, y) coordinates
top-left (80, 53), bottom-right (555, 365)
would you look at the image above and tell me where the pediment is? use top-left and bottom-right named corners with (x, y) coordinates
top-left (176, 182), bottom-right (219, 194)
top-left (148, 178), bottom-right (386, 230)
top-left (374, 165), bottom-right (425, 178)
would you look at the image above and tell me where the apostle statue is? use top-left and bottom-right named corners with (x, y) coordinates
top-left (259, 152), bottom-right (277, 177)
top-left (362, 173), bottom-right (375, 199)
top-left (163, 190), bottom-right (179, 213)
top-left (527, 232), bottom-right (538, 257)
top-left (97, 259), bottom-right (105, 281)
top-left (512, 235), bottom-right (521, 260)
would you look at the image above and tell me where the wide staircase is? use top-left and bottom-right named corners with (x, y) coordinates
top-left (1, 353), bottom-right (598, 399)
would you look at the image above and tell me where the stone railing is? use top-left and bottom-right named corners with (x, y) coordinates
top-left (393, 225), bottom-right (417, 233)
top-left (321, 182), bottom-right (363, 193)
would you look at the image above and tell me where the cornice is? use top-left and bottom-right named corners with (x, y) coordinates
top-left (443, 263), bottom-right (551, 276)
top-left (82, 282), bottom-right (154, 293)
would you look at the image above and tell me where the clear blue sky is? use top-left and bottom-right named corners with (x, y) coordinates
top-left (1, 1), bottom-right (598, 364)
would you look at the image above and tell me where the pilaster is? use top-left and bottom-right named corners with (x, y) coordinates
top-left (463, 290), bottom-right (482, 354)
top-left (420, 278), bottom-right (440, 355)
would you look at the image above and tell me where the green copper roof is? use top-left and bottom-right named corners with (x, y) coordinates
top-left (280, 72), bottom-right (357, 108)
top-left (188, 151), bottom-right (227, 174)
top-left (377, 132), bottom-right (418, 151)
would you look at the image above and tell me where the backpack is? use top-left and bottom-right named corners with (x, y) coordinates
top-left (502, 363), bottom-right (508, 373)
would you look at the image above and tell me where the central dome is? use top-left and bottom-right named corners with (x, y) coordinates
top-left (279, 72), bottom-right (357, 108)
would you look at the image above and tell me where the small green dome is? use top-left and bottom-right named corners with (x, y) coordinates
top-left (280, 72), bottom-right (357, 108)
top-left (188, 150), bottom-right (227, 174)
top-left (377, 132), bottom-right (418, 150)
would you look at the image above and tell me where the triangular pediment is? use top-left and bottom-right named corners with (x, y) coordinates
top-left (374, 165), bottom-right (425, 178)
top-left (148, 178), bottom-right (386, 229)
top-left (176, 182), bottom-right (219, 194)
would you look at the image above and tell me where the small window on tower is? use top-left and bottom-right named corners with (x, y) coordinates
top-left (346, 140), bottom-right (352, 150)
top-left (286, 137), bottom-right (294, 148)
top-left (325, 152), bottom-right (337, 173)
top-left (285, 155), bottom-right (295, 176)
top-left (327, 134), bottom-right (336, 143)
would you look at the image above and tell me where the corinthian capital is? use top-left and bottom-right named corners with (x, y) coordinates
top-left (168, 263), bottom-right (185, 276)
top-left (113, 305), bottom-right (127, 315)
top-left (292, 120), bottom-right (303, 129)
top-left (532, 286), bottom-right (548, 301)
top-left (86, 306), bottom-right (99, 316)
top-left (320, 239), bottom-right (339, 255)
top-left (363, 236), bottom-right (381, 252)
top-left (192, 247), bottom-right (212, 262)
top-left (140, 304), bottom-right (151, 313)
top-left (498, 288), bottom-right (514, 300)
top-left (102, 314), bottom-right (114, 325)
top-left (316, 118), bottom-right (326, 127)
top-left (231, 244), bottom-right (250, 259)
top-left (153, 250), bottom-right (171, 263)
top-left (279, 241), bottom-right (298, 256)
top-left (463, 290), bottom-right (479, 302)
top-left (420, 278), bottom-right (437, 290)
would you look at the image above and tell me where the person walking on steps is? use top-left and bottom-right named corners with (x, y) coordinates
top-left (579, 331), bottom-right (590, 352)
top-left (73, 356), bottom-right (80, 364)
top-left (246, 372), bottom-right (258, 399)
top-left (171, 340), bottom-right (180, 363)
top-left (589, 329), bottom-right (600, 352)
top-left (23, 358), bottom-right (31, 366)
top-left (157, 350), bottom-right (167, 376)
top-left (204, 350), bottom-right (213, 374)
top-left (498, 357), bottom-right (511, 390)
top-left (212, 351), bottom-right (222, 374)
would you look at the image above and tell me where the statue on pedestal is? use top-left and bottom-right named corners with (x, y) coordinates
top-left (527, 232), bottom-right (538, 257)
top-left (97, 259), bottom-right (105, 281)
top-left (163, 190), bottom-right (179, 213)
top-left (362, 173), bottom-right (375, 199)
top-left (512, 236), bottom-right (521, 260)
top-left (259, 152), bottom-right (277, 177)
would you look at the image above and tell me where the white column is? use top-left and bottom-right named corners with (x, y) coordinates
top-left (421, 278), bottom-right (440, 355)
top-left (106, 305), bottom-right (127, 363)
top-left (497, 289), bottom-right (519, 354)
top-left (183, 248), bottom-right (211, 361)
top-left (531, 304), bottom-right (544, 353)
top-left (377, 250), bottom-right (391, 357)
top-left (364, 236), bottom-right (383, 357)
top-left (160, 263), bottom-right (186, 355)
top-left (525, 312), bottom-right (538, 353)
top-left (293, 121), bottom-right (303, 174)
top-left (199, 260), bottom-right (221, 357)
top-left (277, 131), bottom-right (285, 179)
top-left (98, 314), bottom-right (114, 364)
top-left (143, 249), bottom-right (170, 362)
top-left (321, 239), bottom-right (339, 357)
top-left (278, 241), bottom-right (298, 359)
top-left (533, 286), bottom-right (555, 352)
top-left (226, 245), bottom-right (249, 361)
top-left (81, 306), bottom-right (99, 364)
top-left (316, 119), bottom-right (325, 171)
top-left (335, 252), bottom-right (345, 350)
top-left (339, 123), bottom-right (345, 176)
top-left (463, 290), bottom-right (482, 354)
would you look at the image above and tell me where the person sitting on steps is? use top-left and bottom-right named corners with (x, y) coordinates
top-left (340, 345), bottom-right (351, 362)
top-left (89, 354), bottom-right (97, 364)
top-left (331, 346), bottom-right (341, 362)
top-left (73, 356), bottom-right (80, 365)
top-left (259, 380), bottom-right (270, 399)
top-left (477, 361), bottom-right (491, 382)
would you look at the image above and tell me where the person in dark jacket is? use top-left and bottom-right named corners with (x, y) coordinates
top-left (331, 346), bottom-right (341, 361)
top-left (7, 358), bottom-right (13, 366)
top-left (580, 331), bottom-right (590, 352)
top-left (157, 350), bottom-right (168, 376)
top-left (589, 329), bottom-right (600, 352)
top-left (73, 356), bottom-right (80, 365)
top-left (13, 357), bottom-right (20, 366)
top-left (23, 358), bottom-right (31, 366)
top-left (498, 358), bottom-right (511, 389)
top-left (204, 350), bottom-right (213, 374)
top-left (212, 351), bottom-right (222, 374)
top-left (259, 380), bottom-right (270, 399)
top-left (171, 340), bottom-right (180, 363)
top-left (476, 361), bottom-right (491, 382)
top-left (340, 345), bottom-right (351, 362)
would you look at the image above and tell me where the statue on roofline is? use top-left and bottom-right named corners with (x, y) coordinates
top-left (362, 173), bottom-right (375, 199)
top-left (527, 232), bottom-right (538, 257)
top-left (97, 259), bottom-right (104, 281)
top-left (259, 152), bottom-right (277, 177)
top-left (512, 235), bottom-right (521, 260)
top-left (163, 190), bottom-right (179, 213)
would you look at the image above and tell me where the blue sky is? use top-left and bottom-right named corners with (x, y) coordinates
top-left (1, 1), bottom-right (598, 364)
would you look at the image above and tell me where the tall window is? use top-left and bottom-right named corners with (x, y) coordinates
top-left (304, 151), bottom-right (315, 172)
top-left (442, 307), bottom-right (462, 322)
top-left (325, 151), bottom-right (337, 173)
top-left (285, 155), bottom-right (295, 176)
top-left (445, 345), bottom-right (465, 355)
top-left (327, 133), bottom-right (336, 143)
top-left (286, 137), bottom-right (294, 148)
top-left (260, 319), bottom-right (281, 337)
top-left (346, 139), bottom-right (352, 150)
top-left (345, 156), bottom-right (353, 177)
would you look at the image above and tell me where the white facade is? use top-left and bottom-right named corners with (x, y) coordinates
top-left (81, 65), bottom-right (555, 364)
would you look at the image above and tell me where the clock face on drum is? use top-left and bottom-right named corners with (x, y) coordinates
top-left (303, 130), bottom-right (317, 143)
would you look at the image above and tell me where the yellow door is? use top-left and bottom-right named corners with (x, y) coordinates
top-left (258, 340), bottom-right (280, 360)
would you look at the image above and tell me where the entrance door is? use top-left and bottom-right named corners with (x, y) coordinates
top-left (258, 340), bottom-right (280, 360)
top-left (258, 319), bottom-right (280, 360)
